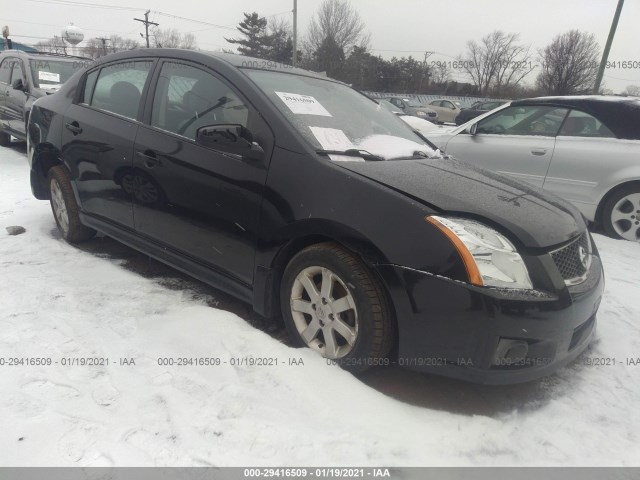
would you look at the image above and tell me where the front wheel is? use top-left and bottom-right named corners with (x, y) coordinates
top-left (0, 131), bottom-right (10, 147)
top-left (48, 166), bottom-right (96, 243)
top-left (280, 242), bottom-right (395, 373)
top-left (602, 185), bottom-right (640, 242)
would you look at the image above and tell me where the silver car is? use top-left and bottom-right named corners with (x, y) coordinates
top-left (426, 96), bottom-right (640, 241)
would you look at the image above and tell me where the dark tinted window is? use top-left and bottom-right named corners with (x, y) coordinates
top-left (90, 61), bottom-right (152, 120)
top-left (558, 109), bottom-right (616, 138)
top-left (0, 58), bottom-right (14, 84)
top-left (82, 70), bottom-right (99, 104)
top-left (477, 105), bottom-right (569, 136)
top-left (9, 60), bottom-right (24, 84)
top-left (151, 62), bottom-right (248, 140)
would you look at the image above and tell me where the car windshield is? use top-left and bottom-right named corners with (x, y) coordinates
top-left (244, 70), bottom-right (437, 160)
top-left (29, 58), bottom-right (79, 89)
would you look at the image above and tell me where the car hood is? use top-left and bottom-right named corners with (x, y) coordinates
top-left (336, 157), bottom-right (585, 249)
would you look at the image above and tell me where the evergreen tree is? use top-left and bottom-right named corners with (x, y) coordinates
top-left (226, 12), bottom-right (270, 58)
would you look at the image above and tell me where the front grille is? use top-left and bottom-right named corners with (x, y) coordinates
top-left (550, 233), bottom-right (591, 285)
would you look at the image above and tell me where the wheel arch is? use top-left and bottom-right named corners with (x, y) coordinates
top-left (595, 179), bottom-right (640, 226)
top-left (254, 222), bottom-right (396, 323)
top-left (30, 142), bottom-right (63, 200)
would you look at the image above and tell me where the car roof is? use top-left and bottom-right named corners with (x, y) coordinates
top-left (512, 95), bottom-right (640, 140)
top-left (86, 48), bottom-right (337, 84)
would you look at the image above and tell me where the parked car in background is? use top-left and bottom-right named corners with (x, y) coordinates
top-left (0, 50), bottom-right (88, 146)
top-left (455, 100), bottom-right (508, 125)
top-left (384, 96), bottom-right (438, 122)
top-left (376, 99), bottom-right (443, 135)
top-left (427, 99), bottom-right (463, 124)
top-left (377, 99), bottom-right (404, 115)
top-left (425, 96), bottom-right (640, 241)
top-left (27, 50), bottom-right (603, 383)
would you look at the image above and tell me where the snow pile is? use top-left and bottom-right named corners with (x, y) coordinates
top-left (1, 144), bottom-right (640, 466)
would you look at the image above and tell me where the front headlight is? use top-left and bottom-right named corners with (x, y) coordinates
top-left (416, 111), bottom-right (427, 117)
top-left (427, 216), bottom-right (533, 289)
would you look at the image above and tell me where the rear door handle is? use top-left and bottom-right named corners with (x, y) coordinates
top-left (65, 121), bottom-right (82, 135)
top-left (531, 148), bottom-right (547, 156)
top-left (137, 150), bottom-right (161, 168)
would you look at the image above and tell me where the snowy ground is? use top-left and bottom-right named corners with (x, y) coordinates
top-left (1, 142), bottom-right (640, 467)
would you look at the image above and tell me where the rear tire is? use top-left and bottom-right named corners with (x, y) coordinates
top-left (47, 166), bottom-right (96, 243)
top-left (0, 131), bottom-right (10, 147)
top-left (280, 242), bottom-right (395, 373)
top-left (601, 185), bottom-right (640, 242)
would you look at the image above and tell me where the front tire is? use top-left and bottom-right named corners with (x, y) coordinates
top-left (280, 242), bottom-right (395, 373)
top-left (602, 185), bottom-right (640, 241)
top-left (48, 166), bottom-right (96, 243)
top-left (0, 131), bottom-right (10, 147)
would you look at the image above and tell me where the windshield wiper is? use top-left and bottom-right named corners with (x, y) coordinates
top-left (315, 149), bottom-right (386, 161)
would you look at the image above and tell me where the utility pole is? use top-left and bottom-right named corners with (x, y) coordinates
top-left (134, 10), bottom-right (159, 48)
top-left (97, 37), bottom-right (109, 56)
top-left (292, 0), bottom-right (298, 67)
top-left (594, 0), bottom-right (624, 93)
top-left (418, 51), bottom-right (434, 92)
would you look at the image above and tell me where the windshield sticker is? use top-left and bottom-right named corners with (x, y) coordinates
top-left (38, 71), bottom-right (61, 83)
top-left (309, 127), bottom-right (363, 162)
top-left (276, 92), bottom-right (332, 117)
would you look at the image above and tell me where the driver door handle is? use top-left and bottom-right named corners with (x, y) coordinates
top-left (65, 121), bottom-right (83, 135)
top-left (137, 150), bottom-right (161, 168)
top-left (531, 148), bottom-right (547, 156)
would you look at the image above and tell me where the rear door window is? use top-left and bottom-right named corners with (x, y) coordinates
top-left (0, 58), bottom-right (15, 85)
top-left (558, 109), bottom-right (616, 138)
top-left (90, 61), bottom-right (153, 120)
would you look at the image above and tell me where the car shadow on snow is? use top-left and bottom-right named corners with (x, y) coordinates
top-left (52, 230), bottom-right (570, 417)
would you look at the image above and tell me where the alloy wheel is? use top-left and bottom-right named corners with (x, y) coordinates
top-left (50, 178), bottom-right (69, 235)
top-left (610, 193), bottom-right (640, 241)
top-left (290, 266), bottom-right (358, 359)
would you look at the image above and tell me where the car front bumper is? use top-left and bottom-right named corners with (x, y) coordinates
top-left (375, 255), bottom-right (604, 384)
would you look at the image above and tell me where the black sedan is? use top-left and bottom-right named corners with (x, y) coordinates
top-left (455, 100), bottom-right (508, 125)
top-left (26, 49), bottom-right (603, 384)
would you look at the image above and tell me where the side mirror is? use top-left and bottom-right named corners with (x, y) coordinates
top-left (467, 123), bottom-right (478, 135)
top-left (12, 78), bottom-right (25, 91)
top-left (196, 124), bottom-right (265, 161)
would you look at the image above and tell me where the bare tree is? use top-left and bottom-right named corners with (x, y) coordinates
top-left (459, 31), bottom-right (535, 96)
top-left (623, 85), bottom-right (640, 97)
top-left (430, 61), bottom-right (451, 84)
top-left (536, 30), bottom-right (600, 95)
top-left (306, 0), bottom-right (368, 54)
top-left (34, 36), bottom-right (67, 55)
top-left (151, 28), bottom-right (197, 49)
top-left (83, 35), bottom-right (139, 59)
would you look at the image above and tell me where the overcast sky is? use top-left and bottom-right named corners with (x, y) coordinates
top-left (5, 0), bottom-right (640, 93)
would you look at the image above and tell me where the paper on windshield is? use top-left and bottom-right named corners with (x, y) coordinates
top-left (309, 127), bottom-right (364, 162)
top-left (38, 71), bottom-right (60, 83)
top-left (276, 92), bottom-right (332, 117)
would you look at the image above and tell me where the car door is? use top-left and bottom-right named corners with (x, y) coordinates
top-left (439, 100), bottom-right (458, 123)
top-left (443, 105), bottom-right (569, 188)
top-left (543, 109), bottom-right (630, 214)
top-left (132, 60), bottom-right (274, 285)
top-left (5, 58), bottom-right (28, 135)
top-left (61, 60), bottom-right (155, 229)
top-left (0, 57), bottom-right (15, 132)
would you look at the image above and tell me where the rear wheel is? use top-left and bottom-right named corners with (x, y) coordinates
top-left (0, 131), bottom-right (10, 147)
top-left (48, 166), bottom-right (96, 243)
top-left (280, 242), bottom-right (394, 373)
top-left (602, 185), bottom-right (640, 241)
